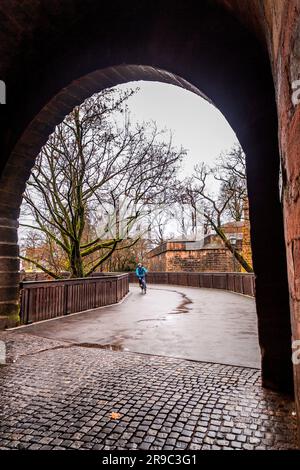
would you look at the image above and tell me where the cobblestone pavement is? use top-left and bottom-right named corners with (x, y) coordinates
top-left (0, 332), bottom-right (298, 450)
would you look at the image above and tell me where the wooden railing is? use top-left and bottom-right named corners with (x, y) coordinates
top-left (20, 273), bottom-right (129, 324)
top-left (129, 271), bottom-right (255, 297)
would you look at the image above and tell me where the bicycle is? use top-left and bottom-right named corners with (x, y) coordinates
top-left (138, 277), bottom-right (147, 294)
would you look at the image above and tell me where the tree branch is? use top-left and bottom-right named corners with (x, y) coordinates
top-left (19, 255), bottom-right (63, 279)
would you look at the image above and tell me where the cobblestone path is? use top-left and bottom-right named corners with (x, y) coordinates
top-left (0, 332), bottom-right (298, 450)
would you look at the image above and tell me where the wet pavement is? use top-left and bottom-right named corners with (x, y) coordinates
top-left (12, 284), bottom-right (261, 368)
top-left (0, 332), bottom-right (297, 450)
top-left (0, 285), bottom-right (297, 450)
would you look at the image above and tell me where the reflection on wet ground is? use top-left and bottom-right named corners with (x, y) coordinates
top-left (12, 284), bottom-right (260, 368)
top-left (77, 342), bottom-right (124, 351)
top-left (174, 292), bottom-right (193, 314)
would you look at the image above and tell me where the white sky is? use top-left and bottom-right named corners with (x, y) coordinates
top-left (117, 81), bottom-right (239, 176)
top-left (115, 81), bottom-right (240, 240)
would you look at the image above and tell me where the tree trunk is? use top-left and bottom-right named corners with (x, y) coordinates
top-left (214, 225), bottom-right (253, 273)
top-left (70, 241), bottom-right (84, 277)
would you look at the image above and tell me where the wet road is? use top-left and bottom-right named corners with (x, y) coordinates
top-left (14, 284), bottom-right (260, 368)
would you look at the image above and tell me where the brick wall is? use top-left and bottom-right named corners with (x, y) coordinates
top-left (241, 201), bottom-right (253, 271)
top-left (148, 247), bottom-right (240, 273)
top-left (0, 0), bottom-right (298, 438)
top-left (249, 0), bottom-right (300, 439)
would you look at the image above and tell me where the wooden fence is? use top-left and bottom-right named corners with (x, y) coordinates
top-left (20, 273), bottom-right (129, 324)
top-left (129, 271), bottom-right (255, 297)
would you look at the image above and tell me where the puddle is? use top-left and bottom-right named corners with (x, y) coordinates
top-left (77, 342), bottom-right (124, 351)
top-left (137, 318), bottom-right (167, 323)
top-left (170, 292), bottom-right (193, 314)
top-left (148, 287), bottom-right (193, 315)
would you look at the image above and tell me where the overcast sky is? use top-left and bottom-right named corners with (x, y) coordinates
top-left (117, 81), bottom-right (239, 176)
top-left (114, 81), bottom-right (240, 239)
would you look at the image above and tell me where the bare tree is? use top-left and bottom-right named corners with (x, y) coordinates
top-left (20, 229), bottom-right (68, 277)
top-left (182, 144), bottom-right (253, 272)
top-left (103, 238), bottom-right (151, 272)
top-left (145, 207), bottom-right (175, 245)
top-left (215, 144), bottom-right (247, 222)
top-left (20, 88), bottom-right (185, 278)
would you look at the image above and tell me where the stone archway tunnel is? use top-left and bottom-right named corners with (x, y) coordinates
top-left (0, 0), bottom-right (299, 439)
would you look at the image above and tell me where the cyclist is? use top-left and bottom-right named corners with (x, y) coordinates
top-left (135, 263), bottom-right (148, 293)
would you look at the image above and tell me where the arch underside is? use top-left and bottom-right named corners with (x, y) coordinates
top-left (0, 0), bottom-right (293, 394)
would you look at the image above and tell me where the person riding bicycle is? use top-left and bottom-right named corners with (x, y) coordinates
top-left (135, 263), bottom-right (148, 290)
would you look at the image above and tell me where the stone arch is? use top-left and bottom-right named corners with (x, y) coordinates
top-left (0, 0), bottom-right (293, 395)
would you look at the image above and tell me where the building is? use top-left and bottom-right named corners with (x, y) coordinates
top-left (147, 219), bottom-right (252, 273)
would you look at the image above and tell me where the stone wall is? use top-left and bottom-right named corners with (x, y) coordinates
top-left (241, 201), bottom-right (253, 271)
top-left (0, 0), bottom-right (299, 438)
top-left (148, 245), bottom-right (239, 273)
top-left (255, 0), bottom-right (300, 439)
top-left (20, 272), bottom-right (51, 283)
top-left (235, 0), bottom-right (300, 437)
top-left (20, 272), bottom-right (70, 282)
top-left (148, 251), bottom-right (168, 272)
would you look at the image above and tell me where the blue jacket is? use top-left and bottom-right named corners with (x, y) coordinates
top-left (135, 266), bottom-right (148, 278)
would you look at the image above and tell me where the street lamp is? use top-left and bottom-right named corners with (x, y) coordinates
top-left (230, 236), bottom-right (237, 272)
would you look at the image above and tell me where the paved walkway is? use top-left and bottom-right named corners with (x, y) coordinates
top-left (0, 332), bottom-right (297, 450)
top-left (0, 285), bottom-right (298, 450)
top-left (13, 284), bottom-right (260, 368)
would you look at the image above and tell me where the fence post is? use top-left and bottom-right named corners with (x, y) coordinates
top-left (63, 282), bottom-right (68, 315)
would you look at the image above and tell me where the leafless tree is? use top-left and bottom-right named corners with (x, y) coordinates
top-left (182, 144), bottom-right (253, 272)
top-left (145, 207), bottom-right (175, 245)
top-left (20, 88), bottom-right (185, 278)
top-left (20, 229), bottom-right (68, 277)
top-left (215, 144), bottom-right (247, 222)
top-left (103, 238), bottom-right (151, 272)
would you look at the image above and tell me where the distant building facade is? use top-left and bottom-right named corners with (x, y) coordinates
top-left (147, 219), bottom-right (252, 273)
